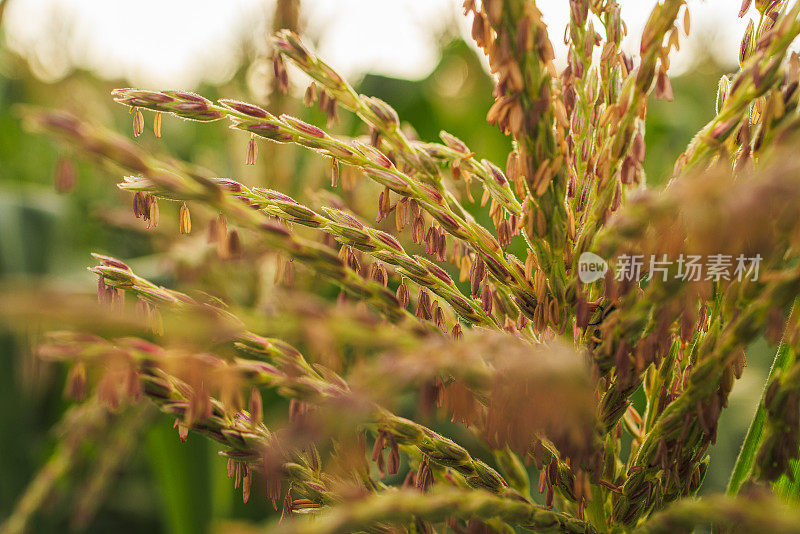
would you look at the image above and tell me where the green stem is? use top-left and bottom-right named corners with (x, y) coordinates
top-left (727, 302), bottom-right (797, 496)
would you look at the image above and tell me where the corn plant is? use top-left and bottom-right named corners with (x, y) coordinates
top-left (7, 0), bottom-right (800, 532)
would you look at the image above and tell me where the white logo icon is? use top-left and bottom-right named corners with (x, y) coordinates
top-left (578, 252), bottom-right (608, 283)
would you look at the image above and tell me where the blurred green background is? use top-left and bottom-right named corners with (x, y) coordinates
top-left (0, 1), bottom-right (775, 532)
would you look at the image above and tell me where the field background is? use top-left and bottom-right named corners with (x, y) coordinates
top-left (0, 1), bottom-right (774, 532)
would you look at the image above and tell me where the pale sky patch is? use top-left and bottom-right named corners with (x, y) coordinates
top-left (2, 0), bottom-right (753, 88)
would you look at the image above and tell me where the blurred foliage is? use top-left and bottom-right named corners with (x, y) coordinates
top-left (0, 13), bottom-right (773, 533)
